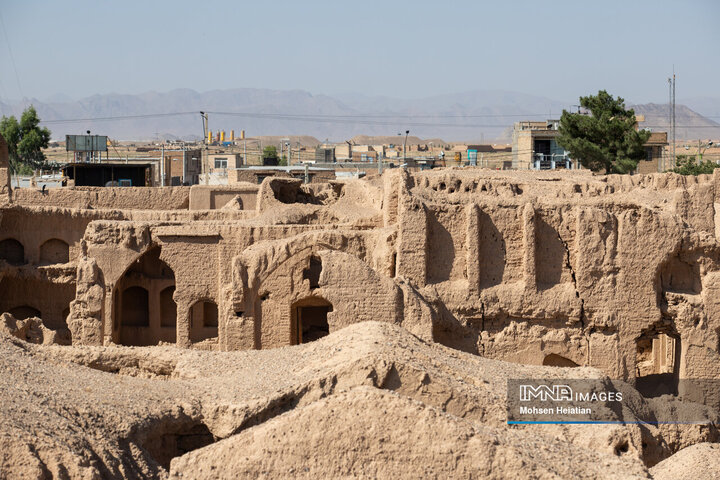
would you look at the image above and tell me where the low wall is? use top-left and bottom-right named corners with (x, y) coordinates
top-left (189, 184), bottom-right (260, 210)
top-left (11, 186), bottom-right (191, 210)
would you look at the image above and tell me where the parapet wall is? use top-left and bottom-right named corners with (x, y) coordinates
top-left (12, 186), bottom-right (191, 210)
top-left (189, 184), bottom-right (260, 210)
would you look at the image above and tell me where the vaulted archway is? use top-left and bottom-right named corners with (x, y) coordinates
top-left (113, 246), bottom-right (176, 346)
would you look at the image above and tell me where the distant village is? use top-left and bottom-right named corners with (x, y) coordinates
top-left (21, 117), bottom-right (719, 189)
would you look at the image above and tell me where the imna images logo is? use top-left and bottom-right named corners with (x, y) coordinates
top-left (519, 384), bottom-right (573, 402)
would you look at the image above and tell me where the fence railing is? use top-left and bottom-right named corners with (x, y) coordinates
top-left (533, 153), bottom-right (573, 170)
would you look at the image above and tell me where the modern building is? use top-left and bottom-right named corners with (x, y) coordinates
top-left (635, 132), bottom-right (670, 174)
top-left (512, 120), bottom-right (574, 170)
top-left (315, 147), bottom-right (335, 163)
top-left (351, 150), bottom-right (378, 163)
top-left (62, 162), bottom-right (152, 187)
top-left (200, 153), bottom-right (240, 185)
top-left (466, 145), bottom-right (512, 169)
top-left (160, 148), bottom-right (202, 186)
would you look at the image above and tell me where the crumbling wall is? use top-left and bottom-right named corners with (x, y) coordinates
top-left (67, 253), bottom-right (105, 345)
top-left (0, 273), bottom-right (75, 331)
top-left (12, 186), bottom-right (190, 210)
top-left (5, 167), bottom-right (720, 410)
top-left (0, 207), bottom-right (101, 265)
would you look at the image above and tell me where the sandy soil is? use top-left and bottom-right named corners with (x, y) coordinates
top-left (3, 321), bottom-right (714, 479)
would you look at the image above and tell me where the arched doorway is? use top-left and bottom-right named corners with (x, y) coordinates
top-left (291, 297), bottom-right (332, 345)
top-left (635, 328), bottom-right (680, 397)
top-left (189, 300), bottom-right (218, 343)
top-left (114, 246), bottom-right (176, 346)
top-left (120, 286), bottom-right (150, 346)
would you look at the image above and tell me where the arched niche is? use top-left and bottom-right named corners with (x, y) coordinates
top-left (39, 238), bottom-right (70, 265)
top-left (0, 238), bottom-right (25, 266)
top-left (113, 246), bottom-right (176, 346)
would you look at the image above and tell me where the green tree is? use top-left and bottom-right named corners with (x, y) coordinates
top-left (557, 90), bottom-right (650, 174)
top-left (672, 154), bottom-right (720, 175)
top-left (262, 145), bottom-right (278, 165)
top-left (262, 145), bottom-right (278, 159)
top-left (0, 105), bottom-right (51, 173)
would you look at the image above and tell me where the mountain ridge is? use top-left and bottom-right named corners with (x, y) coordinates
top-left (1, 88), bottom-right (718, 142)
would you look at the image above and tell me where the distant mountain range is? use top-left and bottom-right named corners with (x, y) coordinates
top-left (0, 88), bottom-right (718, 142)
top-left (632, 103), bottom-right (720, 141)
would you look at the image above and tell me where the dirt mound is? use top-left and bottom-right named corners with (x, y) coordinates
top-left (650, 443), bottom-right (720, 480)
top-left (1, 322), bottom-right (716, 478)
top-left (169, 386), bottom-right (649, 479)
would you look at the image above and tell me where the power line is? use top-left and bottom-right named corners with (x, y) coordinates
top-left (40, 111), bottom-right (197, 124)
top-left (0, 10), bottom-right (23, 101)
top-left (36, 110), bottom-right (720, 130)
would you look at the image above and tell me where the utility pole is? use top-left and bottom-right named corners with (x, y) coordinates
top-left (668, 73), bottom-right (676, 169)
top-left (200, 112), bottom-right (209, 185)
top-left (403, 130), bottom-right (409, 163)
top-left (160, 143), bottom-right (165, 186)
top-left (182, 143), bottom-right (186, 185)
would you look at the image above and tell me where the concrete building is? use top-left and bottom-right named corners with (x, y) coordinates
top-left (512, 120), bottom-right (573, 170)
top-left (513, 119), bottom-right (669, 173)
top-left (351, 150), bottom-right (378, 163)
top-left (161, 149), bottom-right (202, 186)
top-left (199, 153), bottom-right (242, 185)
top-left (62, 162), bottom-right (153, 187)
top-left (635, 132), bottom-right (670, 174)
top-left (315, 147), bottom-right (335, 163)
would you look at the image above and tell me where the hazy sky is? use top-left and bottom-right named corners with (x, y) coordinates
top-left (1, 0), bottom-right (718, 104)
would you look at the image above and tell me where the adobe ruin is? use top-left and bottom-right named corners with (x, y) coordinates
top-left (6, 130), bottom-right (720, 476)
top-left (3, 138), bottom-right (720, 410)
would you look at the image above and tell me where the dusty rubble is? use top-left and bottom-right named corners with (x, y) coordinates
top-left (0, 321), bottom-right (697, 479)
top-left (2, 131), bottom-right (720, 477)
top-left (650, 443), bottom-right (720, 480)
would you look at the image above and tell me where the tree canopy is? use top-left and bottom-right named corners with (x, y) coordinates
top-left (262, 145), bottom-right (278, 160)
top-left (672, 154), bottom-right (720, 175)
top-left (0, 105), bottom-right (52, 174)
top-left (556, 90), bottom-right (650, 174)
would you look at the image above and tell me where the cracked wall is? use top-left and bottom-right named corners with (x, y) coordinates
top-left (4, 165), bottom-right (720, 408)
